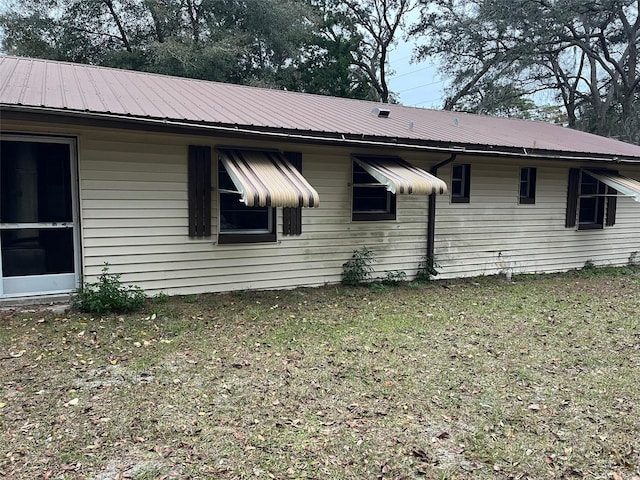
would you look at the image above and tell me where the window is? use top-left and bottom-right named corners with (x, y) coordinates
top-left (218, 160), bottom-right (275, 244)
top-left (565, 169), bottom-right (617, 230)
top-left (578, 172), bottom-right (606, 229)
top-left (451, 164), bottom-right (470, 203)
top-left (352, 162), bottom-right (396, 221)
top-left (519, 167), bottom-right (537, 204)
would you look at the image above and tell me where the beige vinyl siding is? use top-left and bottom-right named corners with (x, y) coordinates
top-left (434, 159), bottom-right (640, 278)
top-left (75, 128), bottom-right (432, 294)
top-left (5, 119), bottom-right (640, 296)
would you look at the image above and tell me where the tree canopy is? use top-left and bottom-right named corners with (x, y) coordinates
top-left (411, 0), bottom-right (640, 143)
top-left (0, 0), bottom-right (411, 102)
top-left (1, 0), bottom-right (638, 143)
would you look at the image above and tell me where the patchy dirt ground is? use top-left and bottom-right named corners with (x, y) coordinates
top-left (1, 270), bottom-right (639, 479)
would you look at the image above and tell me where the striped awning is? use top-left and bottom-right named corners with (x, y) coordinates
top-left (218, 149), bottom-right (319, 208)
top-left (585, 170), bottom-right (640, 203)
top-left (353, 156), bottom-right (448, 195)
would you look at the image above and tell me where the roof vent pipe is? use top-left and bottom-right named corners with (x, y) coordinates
top-left (372, 107), bottom-right (391, 118)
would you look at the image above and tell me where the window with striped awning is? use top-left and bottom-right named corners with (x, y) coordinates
top-left (351, 155), bottom-right (448, 222)
top-left (352, 155), bottom-right (448, 195)
top-left (584, 169), bottom-right (640, 203)
top-left (217, 149), bottom-right (319, 208)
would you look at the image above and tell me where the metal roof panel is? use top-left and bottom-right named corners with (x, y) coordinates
top-left (2, 55), bottom-right (640, 160)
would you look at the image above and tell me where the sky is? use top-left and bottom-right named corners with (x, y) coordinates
top-left (388, 44), bottom-right (446, 109)
top-left (386, 20), bottom-right (448, 110)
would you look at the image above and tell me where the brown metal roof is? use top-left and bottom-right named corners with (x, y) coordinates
top-left (2, 55), bottom-right (640, 161)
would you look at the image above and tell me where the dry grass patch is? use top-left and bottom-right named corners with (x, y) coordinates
top-left (1, 270), bottom-right (639, 479)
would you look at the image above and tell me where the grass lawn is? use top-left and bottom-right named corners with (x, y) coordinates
top-left (1, 269), bottom-right (639, 479)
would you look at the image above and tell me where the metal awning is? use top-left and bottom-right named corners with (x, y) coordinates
top-left (353, 155), bottom-right (448, 195)
top-left (584, 169), bottom-right (640, 203)
top-left (218, 149), bottom-right (319, 208)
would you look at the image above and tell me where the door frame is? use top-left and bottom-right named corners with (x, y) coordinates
top-left (0, 134), bottom-right (81, 297)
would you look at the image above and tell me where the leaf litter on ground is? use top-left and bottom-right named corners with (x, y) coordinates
top-left (0, 269), bottom-right (639, 479)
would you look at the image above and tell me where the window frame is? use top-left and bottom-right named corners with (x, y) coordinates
top-left (519, 167), bottom-right (537, 205)
top-left (217, 159), bottom-right (276, 244)
top-left (577, 171), bottom-right (606, 230)
top-left (351, 161), bottom-right (396, 221)
top-left (565, 168), bottom-right (618, 230)
top-left (451, 163), bottom-right (470, 203)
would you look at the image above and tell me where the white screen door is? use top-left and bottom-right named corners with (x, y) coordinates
top-left (0, 136), bottom-right (80, 297)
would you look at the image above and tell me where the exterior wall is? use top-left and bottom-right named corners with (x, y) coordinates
top-left (3, 119), bottom-right (640, 296)
top-left (2, 121), bottom-right (438, 294)
top-left (435, 159), bottom-right (640, 278)
top-left (78, 132), bottom-right (435, 294)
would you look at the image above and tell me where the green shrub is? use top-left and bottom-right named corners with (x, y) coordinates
top-left (73, 264), bottom-right (146, 314)
top-left (383, 270), bottom-right (407, 285)
top-left (342, 247), bottom-right (376, 286)
top-left (152, 292), bottom-right (169, 305)
top-left (416, 256), bottom-right (440, 282)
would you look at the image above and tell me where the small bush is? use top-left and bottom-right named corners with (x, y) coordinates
top-left (383, 270), bottom-right (407, 285)
top-left (416, 256), bottom-right (440, 282)
top-left (152, 292), bottom-right (169, 305)
top-left (73, 264), bottom-right (146, 314)
top-left (342, 247), bottom-right (376, 286)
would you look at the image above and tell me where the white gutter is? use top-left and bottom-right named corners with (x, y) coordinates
top-left (4, 105), bottom-right (640, 164)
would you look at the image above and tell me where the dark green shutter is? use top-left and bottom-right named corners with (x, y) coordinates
top-left (283, 152), bottom-right (303, 235)
top-left (188, 145), bottom-right (212, 237)
top-left (565, 168), bottom-right (580, 228)
top-left (606, 186), bottom-right (617, 227)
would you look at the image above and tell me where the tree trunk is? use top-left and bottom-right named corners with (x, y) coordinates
top-left (102, 0), bottom-right (132, 52)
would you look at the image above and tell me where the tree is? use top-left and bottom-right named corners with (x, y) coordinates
top-left (280, 0), bottom-right (376, 99)
top-left (0, 0), bottom-right (417, 103)
top-left (0, 0), bottom-right (321, 86)
top-left (339, 0), bottom-right (418, 102)
top-left (411, 0), bottom-right (640, 143)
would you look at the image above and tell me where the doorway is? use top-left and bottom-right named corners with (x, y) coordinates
top-left (0, 136), bottom-right (80, 297)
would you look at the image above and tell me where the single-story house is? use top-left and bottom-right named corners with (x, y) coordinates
top-left (2, 55), bottom-right (640, 299)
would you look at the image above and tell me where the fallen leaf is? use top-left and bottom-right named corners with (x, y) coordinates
top-left (411, 449), bottom-right (431, 462)
top-left (0, 402), bottom-right (5, 409)
top-left (67, 398), bottom-right (79, 406)
top-left (233, 431), bottom-right (247, 441)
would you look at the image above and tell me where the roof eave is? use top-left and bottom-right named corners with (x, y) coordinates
top-left (3, 104), bottom-right (640, 164)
